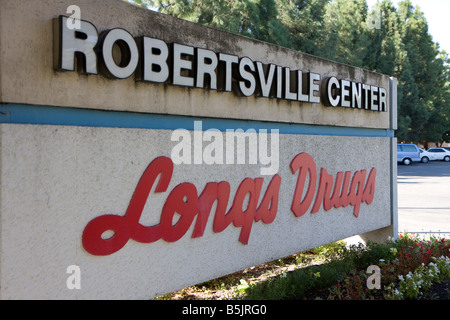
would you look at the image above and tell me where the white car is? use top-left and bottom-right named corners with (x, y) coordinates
top-left (419, 148), bottom-right (432, 163)
top-left (425, 148), bottom-right (450, 162)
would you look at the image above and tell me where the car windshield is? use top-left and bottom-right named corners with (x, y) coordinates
top-left (401, 145), bottom-right (417, 152)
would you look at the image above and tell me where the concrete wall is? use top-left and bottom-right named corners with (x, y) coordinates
top-left (0, 124), bottom-right (392, 299)
top-left (0, 0), bottom-right (397, 299)
top-left (0, 0), bottom-right (392, 129)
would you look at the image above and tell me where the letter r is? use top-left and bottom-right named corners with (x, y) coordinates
top-left (54, 16), bottom-right (98, 74)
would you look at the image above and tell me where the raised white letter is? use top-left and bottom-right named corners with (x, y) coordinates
top-left (238, 57), bottom-right (256, 97)
top-left (56, 16), bottom-right (98, 74)
top-left (196, 48), bottom-right (218, 89)
top-left (142, 37), bottom-right (169, 83)
top-left (100, 28), bottom-right (139, 79)
top-left (172, 43), bottom-right (195, 87)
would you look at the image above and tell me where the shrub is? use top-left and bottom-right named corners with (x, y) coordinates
top-left (394, 256), bottom-right (450, 299)
top-left (243, 259), bottom-right (353, 300)
top-left (243, 234), bottom-right (450, 300)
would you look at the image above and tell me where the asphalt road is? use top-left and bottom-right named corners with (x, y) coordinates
top-left (397, 160), bottom-right (450, 238)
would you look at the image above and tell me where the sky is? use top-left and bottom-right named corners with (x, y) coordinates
top-left (366, 0), bottom-right (450, 54)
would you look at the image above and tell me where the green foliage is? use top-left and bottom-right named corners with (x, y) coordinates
top-left (340, 240), bottom-right (397, 269)
top-left (309, 240), bottom-right (347, 258)
top-left (127, 0), bottom-right (450, 145)
top-left (243, 234), bottom-right (449, 300)
top-left (243, 258), bottom-right (353, 300)
top-left (152, 234), bottom-right (449, 300)
top-left (133, 0), bottom-right (290, 46)
top-left (276, 0), bottom-right (329, 55)
top-left (321, 0), bottom-right (372, 68)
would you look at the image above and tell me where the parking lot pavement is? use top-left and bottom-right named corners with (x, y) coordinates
top-left (397, 161), bottom-right (450, 238)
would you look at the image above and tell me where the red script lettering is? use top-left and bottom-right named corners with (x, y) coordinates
top-left (82, 153), bottom-right (377, 256)
top-left (290, 153), bottom-right (376, 218)
top-left (82, 156), bottom-right (281, 256)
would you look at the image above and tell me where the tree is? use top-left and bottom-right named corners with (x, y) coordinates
top-left (367, 0), bottom-right (403, 76)
top-left (276, 0), bottom-right (329, 56)
top-left (136, 0), bottom-right (289, 46)
top-left (396, 0), bottom-right (447, 143)
top-left (320, 0), bottom-right (371, 68)
top-left (397, 60), bottom-right (424, 142)
top-left (421, 51), bottom-right (450, 145)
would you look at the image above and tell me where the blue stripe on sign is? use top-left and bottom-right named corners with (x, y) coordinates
top-left (0, 103), bottom-right (394, 138)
